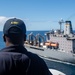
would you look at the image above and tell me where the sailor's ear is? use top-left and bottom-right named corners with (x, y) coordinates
top-left (3, 35), bottom-right (6, 42)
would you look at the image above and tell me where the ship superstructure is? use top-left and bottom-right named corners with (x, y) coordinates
top-left (45, 21), bottom-right (75, 53)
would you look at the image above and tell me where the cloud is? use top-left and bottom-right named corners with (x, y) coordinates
top-left (0, 16), bottom-right (12, 31)
top-left (0, 16), bottom-right (8, 31)
top-left (0, 16), bottom-right (29, 31)
top-left (0, 16), bottom-right (8, 24)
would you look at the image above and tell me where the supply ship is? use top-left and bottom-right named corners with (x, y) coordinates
top-left (25, 20), bottom-right (75, 65)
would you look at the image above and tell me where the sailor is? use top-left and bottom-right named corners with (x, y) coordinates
top-left (0, 18), bottom-right (52, 75)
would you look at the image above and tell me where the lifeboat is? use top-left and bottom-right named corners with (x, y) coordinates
top-left (45, 41), bottom-right (59, 49)
top-left (45, 42), bottom-right (51, 46)
top-left (51, 43), bottom-right (58, 47)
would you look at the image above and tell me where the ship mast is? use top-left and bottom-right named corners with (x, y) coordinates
top-left (58, 18), bottom-right (64, 33)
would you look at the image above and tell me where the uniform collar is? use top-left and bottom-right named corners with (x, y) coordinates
top-left (0, 45), bottom-right (28, 54)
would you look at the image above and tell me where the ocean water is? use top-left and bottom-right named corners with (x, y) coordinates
top-left (0, 31), bottom-right (75, 75)
top-left (0, 31), bottom-right (5, 49)
top-left (44, 58), bottom-right (75, 75)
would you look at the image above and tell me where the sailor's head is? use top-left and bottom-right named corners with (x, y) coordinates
top-left (3, 18), bottom-right (26, 45)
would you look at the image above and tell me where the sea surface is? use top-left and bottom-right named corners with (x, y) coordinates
top-left (0, 30), bottom-right (75, 75)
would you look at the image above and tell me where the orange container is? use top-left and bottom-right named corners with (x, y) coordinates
top-left (45, 42), bottom-right (51, 46)
top-left (51, 43), bottom-right (58, 47)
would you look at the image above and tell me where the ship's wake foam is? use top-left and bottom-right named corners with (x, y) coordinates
top-left (49, 69), bottom-right (66, 75)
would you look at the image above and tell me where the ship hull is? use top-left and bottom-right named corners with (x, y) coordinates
top-left (25, 45), bottom-right (75, 64)
top-left (25, 45), bottom-right (75, 75)
top-left (25, 45), bottom-right (75, 74)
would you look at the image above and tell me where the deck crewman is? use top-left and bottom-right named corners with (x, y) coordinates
top-left (0, 18), bottom-right (52, 75)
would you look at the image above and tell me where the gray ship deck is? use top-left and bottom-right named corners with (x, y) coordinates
top-left (25, 44), bottom-right (75, 65)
